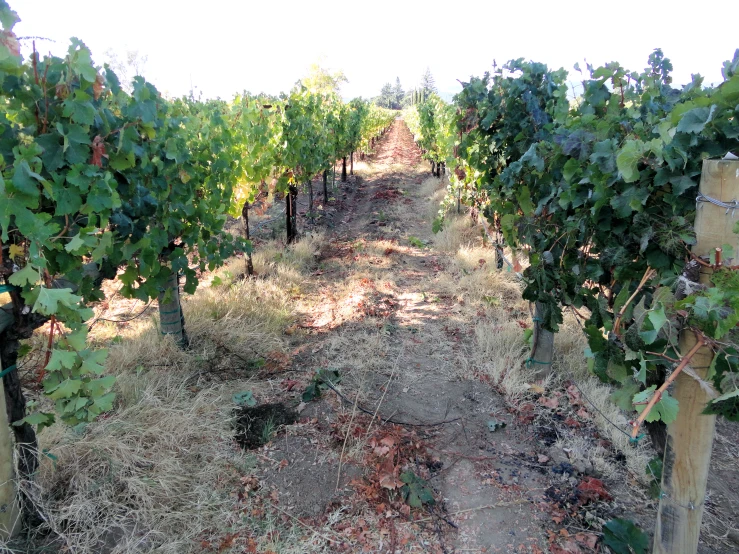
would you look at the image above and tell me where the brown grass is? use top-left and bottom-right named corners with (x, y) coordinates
top-left (6, 235), bottom-right (329, 553)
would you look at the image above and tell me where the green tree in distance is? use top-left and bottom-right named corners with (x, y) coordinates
top-left (421, 67), bottom-right (437, 94)
top-left (300, 63), bottom-right (348, 95)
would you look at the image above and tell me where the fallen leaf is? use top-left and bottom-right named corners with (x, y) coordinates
top-left (578, 477), bottom-right (612, 502)
top-left (538, 454), bottom-right (550, 464)
top-left (574, 532), bottom-right (598, 549)
top-left (539, 396), bottom-right (559, 409)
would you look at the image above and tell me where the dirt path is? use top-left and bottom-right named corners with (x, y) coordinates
top-left (243, 120), bottom-right (737, 554)
top-left (241, 121), bottom-right (555, 553)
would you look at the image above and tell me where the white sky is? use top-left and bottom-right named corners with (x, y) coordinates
top-left (12, 0), bottom-right (737, 100)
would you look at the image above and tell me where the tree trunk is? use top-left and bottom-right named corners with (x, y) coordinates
top-left (350, 152), bottom-right (354, 176)
top-left (307, 179), bottom-right (314, 223)
top-left (286, 185), bottom-right (298, 243)
top-left (158, 269), bottom-right (187, 348)
top-left (0, 293), bottom-right (39, 482)
top-left (436, 162), bottom-right (441, 178)
top-left (341, 157), bottom-right (347, 182)
top-left (323, 170), bottom-right (329, 204)
top-left (529, 302), bottom-right (554, 379)
top-left (242, 201), bottom-right (254, 277)
top-left (431, 161), bottom-right (435, 175)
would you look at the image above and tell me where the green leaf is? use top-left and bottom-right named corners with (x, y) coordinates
top-left (611, 186), bottom-right (650, 217)
top-left (8, 264), bottom-right (40, 287)
top-left (109, 150), bottom-right (135, 171)
top-left (634, 387), bottom-right (679, 423)
top-left (639, 305), bottom-right (668, 345)
top-left (65, 233), bottom-right (86, 253)
top-left (400, 471), bottom-right (435, 508)
top-left (517, 185), bottom-right (534, 216)
top-left (562, 159), bottom-right (580, 183)
top-left (48, 379), bottom-right (83, 400)
top-left (616, 141), bottom-right (644, 183)
top-left (302, 382), bottom-right (320, 402)
top-left (611, 380), bottom-right (641, 411)
top-left (33, 288), bottom-right (83, 316)
top-left (602, 518), bottom-right (649, 554)
top-left (14, 412), bottom-right (55, 433)
top-left (676, 105), bottom-right (716, 134)
top-left (12, 160), bottom-right (44, 196)
top-left (89, 392), bottom-right (116, 416)
top-left (233, 390), bottom-right (257, 407)
top-left (45, 349), bottom-right (78, 371)
top-left (79, 349), bottom-right (107, 375)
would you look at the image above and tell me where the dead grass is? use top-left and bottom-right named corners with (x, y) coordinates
top-left (6, 235), bottom-right (327, 554)
top-left (426, 182), bottom-right (651, 485)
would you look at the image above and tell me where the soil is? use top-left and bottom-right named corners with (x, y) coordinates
top-left (234, 119), bottom-right (739, 553)
top-left (234, 403), bottom-right (298, 450)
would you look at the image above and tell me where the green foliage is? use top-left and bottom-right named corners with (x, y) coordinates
top-left (0, 1), bottom-right (388, 433)
top-left (447, 49), bottom-right (739, 426)
top-left (302, 368), bottom-right (341, 402)
top-left (233, 391), bottom-right (257, 407)
top-left (602, 518), bottom-right (649, 554)
top-left (399, 471), bottom-right (435, 508)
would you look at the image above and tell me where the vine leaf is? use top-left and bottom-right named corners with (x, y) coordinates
top-left (602, 518), bottom-right (649, 554)
top-left (616, 140), bottom-right (645, 183)
top-left (676, 105), bottom-right (717, 134)
top-left (8, 264), bottom-right (39, 286)
top-left (633, 386), bottom-right (679, 423)
top-left (400, 471), bottom-right (435, 508)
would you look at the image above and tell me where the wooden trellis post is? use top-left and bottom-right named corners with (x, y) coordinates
top-left (0, 360), bottom-right (19, 539)
top-left (653, 160), bottom-right (738, 553)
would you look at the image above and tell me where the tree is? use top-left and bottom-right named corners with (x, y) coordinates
top-left (378, 82), bottom-right (394, 109)
top-left (300, 63), bottom-right (348, 95)
top-left (393, 77), bottom-right (404, 109)
top-left (421, 67), bottom-right (437, 95)
top-left (103, 48), bottom-right (148, 93)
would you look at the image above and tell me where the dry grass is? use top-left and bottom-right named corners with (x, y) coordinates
top-left (426, 182), bottom-right (651, 484)
top-left (5, 235), bottom-right (327, 554)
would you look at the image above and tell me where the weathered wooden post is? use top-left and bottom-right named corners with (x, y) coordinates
top-left (242, 201), bottom-right (254, 277)
top-left (529, 302), bottom-right (554, 378)
top-left (285, 184), bottom-right (298, 243)
top-left (158, 269), bottom-right (187, 348)
top-left (653, 160), bottom-right (738, 553)
top-left (323, 170), bottom-right (329, 204)
top-left (0, 359), bottom-right (20, 539)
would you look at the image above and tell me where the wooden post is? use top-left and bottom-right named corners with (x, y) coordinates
top-left (286, 184), bottom-right (298, 243)
top-left (158, 269), bottom-right (187, 348)
top-left (653, 160), bottom-right (738, 553)
top-left (0, 360), bottom-right (20, 539)
top-left (307, 179), bottom-right (314, 224)
top-left (323, 170), bottom-right (329, 204)
top-left (242, 201), bottom-right (254, 277)
top-left (530, 302), bottom-right (554, 379)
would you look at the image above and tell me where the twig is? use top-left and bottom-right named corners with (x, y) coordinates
top-left (630, 331), bottom-right (706, 438)
top-left (321, 378), bottom-right (462, 427)
top-left (335, 374), bottom-right (362, 492)
top-left (365, 342), bottom-right (405, 438)
top-left (409, 499), bottom-right (529, 523)
top-left (266, 502), bottom-right (348, 545)
top-left (613, 267), bottom-right (655, 335)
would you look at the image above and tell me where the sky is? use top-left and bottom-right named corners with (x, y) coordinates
top-left (11, 0), bottom-right (737, 101)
